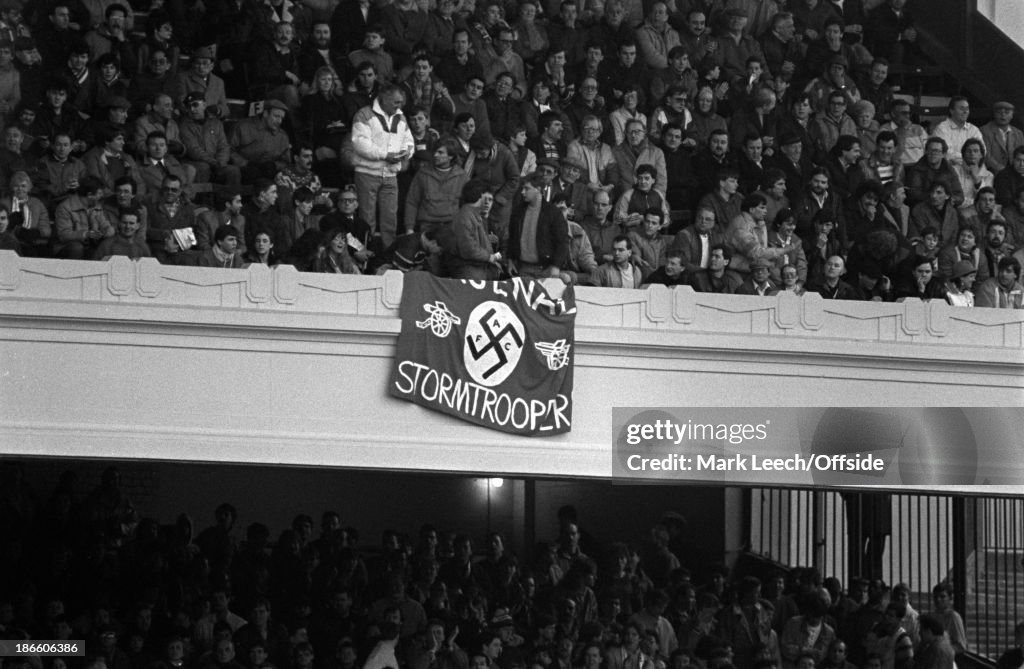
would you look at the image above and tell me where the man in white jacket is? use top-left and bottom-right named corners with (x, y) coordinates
top-left (351, 84), bottom-right (415, 246)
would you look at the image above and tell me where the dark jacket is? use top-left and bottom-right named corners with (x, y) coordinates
top-left (507, 200), bottom-right (569, 269)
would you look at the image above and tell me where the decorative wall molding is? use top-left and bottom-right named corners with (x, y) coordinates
top-left (2, 253), bottom-right (1021, 352)
top-left (0, 254), bottom-right (1021, 479)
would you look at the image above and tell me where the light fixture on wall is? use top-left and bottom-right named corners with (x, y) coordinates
top-left (489, 478), bottom-right (504, 488)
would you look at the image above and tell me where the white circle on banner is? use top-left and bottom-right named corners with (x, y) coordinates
top-left (463, 301), bottom-right (526, 387)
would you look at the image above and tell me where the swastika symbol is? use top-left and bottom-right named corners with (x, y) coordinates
top-left (465, 307), bottom-right (525, 380)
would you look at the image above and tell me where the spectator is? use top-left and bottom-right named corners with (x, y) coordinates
top-left (810, 89), bottom-right (858, 157)
top-left (593, 234), bottom-right (643, 288)
top-left (6, 171), bottom-right (51, 256)
top-left (507, 171), bottom-right (569, 280)
top-left (34, 131), bottom-right (86, 207)
top-left (169, 46), bottom-right (229, 119)
top-left (643, 251), bottom-right (689, 287)
top-left (244, 232), bottom-right (280, 267)
top-left (243, 180), bottom-right (290, 259)
top-left (929, 584), bottom-right (967, 655)
top-left (312, 227), bottom-right (362, 275)
top-left (895, 255), bottom-right (946, 301)
top-left (467, 131), bottom-right (520, 245)
top-left (145, 174), bottom-right (198, 263)
top-left (197, 191), bottom-right (246, 255)
top-left (53, 174), bottom-right (114, 259)
top-left (133, 93), bottom-right (185, 157)
top-left (690, 243), bottom-right (743, 294)
top-left (82, 126), bottom-right (142, 194)
top-left (626, 207), bottom-right (668, 281)
top-left (197, 225), bottom-right (245, 269)
top-left (138, 131), bottom-right (196, 195)
top-left (405, 138), bottom-right (469, 237)
top-left (451, 179), bottom-right (501, 280)
top-left (994, 147), bottom-right (1024, 207)
top-left (180, 93), bottom-right (241, 187)
top-left (916, 615), bottom-right (955, 669)
top-left (811, 255), bottom-right (861, 299)
top-left (726, 193), bottom-right (800, 275)
top-left (880, 99), bottom-right (928, 168)
top-left (944, 260), bottom-right (976, 307)
top-left (975, 256), bottom-right (1024, 309)
top-left (229, 100), bottom-right (293, 183)
top-left (908, 181), bottom-right (960, 246)
top-left (614, 164), bottom-right (671, 232)
top-left (93, 208), bottom-right (150, 260)
top-left (932, 97), bottom-right (984, 168)
top-left (350, 84), bottom-right (414, 248)
top-left (980, 102), bottom-right (1024, 174)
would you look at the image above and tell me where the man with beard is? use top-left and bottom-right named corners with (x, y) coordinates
top-left (692, 128), bottom-right (734, 198)
top-left (527, 110), bottom-right (568, 164)
top-left (298, 22), bottom-right (348, 86)
top-left (977, 219), bottom-right (1015, 282)
top-left (794, 167), bottom-right (845, 247)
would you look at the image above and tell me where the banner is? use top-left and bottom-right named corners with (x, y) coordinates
top-left (390, 272), bottom-right (576, 436)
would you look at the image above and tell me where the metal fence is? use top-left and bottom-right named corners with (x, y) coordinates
top-left (748, 488), bottom-right (1024, 660)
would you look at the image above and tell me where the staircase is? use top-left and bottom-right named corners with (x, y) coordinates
top-left (964, 548), bottom-right (1024, 660)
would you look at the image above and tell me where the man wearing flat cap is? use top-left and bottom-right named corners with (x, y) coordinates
top-left (736, 256), bottom-right (779, 295)
top-left (180, 92), bottom-right (241, 186)
top-left (981, 101), bottom-right (1024, 174)
top-left (170, 45), bottom-right (229, 119)
top-left (229, 98), bottom-right (292, 181)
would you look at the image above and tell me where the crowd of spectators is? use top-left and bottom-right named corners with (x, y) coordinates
top-left (0, 462), bottom-right (987, 669)
top-left (0, 0), bottom-right (1021, 307)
